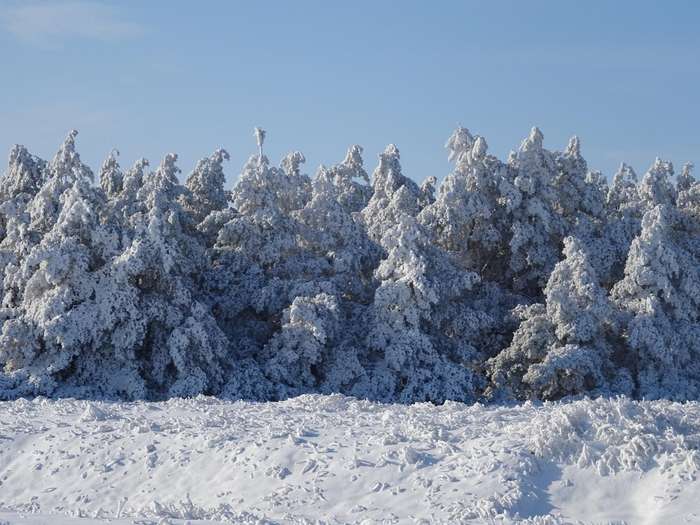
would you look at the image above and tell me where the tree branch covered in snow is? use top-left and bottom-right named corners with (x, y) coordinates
top-left (0, 127), bottom-right (698, 402)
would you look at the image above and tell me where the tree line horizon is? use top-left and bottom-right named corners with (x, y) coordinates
top-left (0, 125), bottom-right (697, 403)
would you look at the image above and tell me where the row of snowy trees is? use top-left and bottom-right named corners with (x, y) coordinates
top-left (0, 127), bottom-right (698, 402)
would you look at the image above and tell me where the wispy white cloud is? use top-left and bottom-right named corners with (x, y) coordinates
top-left (0, 1), bottom-right (143, 45)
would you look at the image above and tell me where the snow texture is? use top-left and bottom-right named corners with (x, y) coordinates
top-left (1, 395), bottom-right (700, 524)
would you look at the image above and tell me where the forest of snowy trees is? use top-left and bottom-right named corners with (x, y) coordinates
top-left (0, 127), bottom-right (698, 403)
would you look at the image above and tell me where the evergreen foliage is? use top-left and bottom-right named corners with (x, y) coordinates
top-left (0, 127), bottom-right (697, 402)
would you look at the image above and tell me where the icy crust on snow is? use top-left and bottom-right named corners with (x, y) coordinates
top-left (0, 395), bottom-right (699, 524)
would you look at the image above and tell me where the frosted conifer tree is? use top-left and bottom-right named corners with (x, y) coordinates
top-left (552, 137), bottom-right (607, 236)
top-left (265, 147), bottom-right (377, 397)
top-left (498, 128), bottom-right (564, 296)
top-left (419, 128), bottom-right (507, 278)
top-left (550, 136), bottom-right (619, 288)
top-left (361, 144), bottom-right (423, 242)
top-left (1, 132), bottom-right (104, 316)
top-left (353, 210), bottom-right (483, 403)
top-left (676, 163), bottom-right (699, 221)
top-left (0, 144), bottom-right (46, 205)
top-left (677, 162), bottom-right (695, 194)
top-left (99, 149), bottom-right (123, 200)
top-left (262, 293), bottom-right (340, 398)
top-left (310, 145), bottom-right (371, 214)
top-left (210, 131), bottom-right (315, 398)
top-left (638, 158), bottom-right (676, 209)
top-left (0, 145), bottom-right (47, 276)
top-left (116, 153), bottom-right (230, 397)
top-left (182, 148), bottom-right (231, 225)
top-left (294, 146), bottom-right (376, 297)
top-left (597, 162), bottom-right (646, 287)
top-left (0, 175), bottom-right (139, 398)
top-left (27, 130), bottom-right (94, 235)
top-left (489, 237), bottom-right (629, 400)
top-left (214, 131), bottom-right (310, 303)
top-left (611, 205), bottom-right (700, 399)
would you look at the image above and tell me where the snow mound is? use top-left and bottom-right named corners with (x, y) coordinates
top-left (531, 396), bottom-right (700, 477)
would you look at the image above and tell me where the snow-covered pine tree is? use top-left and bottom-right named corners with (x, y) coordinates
top-left (596, 162), bottom-right (646, 288)
top-left (0, 135), bottom-right (138, 398)
top-left (419, 128), bottom-right (508, 279)
top-left (112, 157), bottom-right (150, 234)
top-left (182, 148), bottom-right (231, 225)
top-left (550, 137), bottom-right (613, 283)
top-left (1, 131), bottom-right (104, 323)
top-left (262, 292), bottom-right (340, 397)
top-left (351, 213), bottom-right (482, 402)
top-left (638, 158), bottom-right (676, 210)
top-left (114, 152), bottom-right (231, 397)
top-left (489, 237), bottom-right (630, 400)
top-left (498, 128), bottom-right (564, 297)
top-left (259, 146), bottom-right (375, 399)
top-left (0, 145), bottom-right (47, 283)
top-left (361, 144), bottom-right (424, 243)
top-left (99, 149), bottom-right (123, 200)
top-left (676, 164), bottom-right (700, 223)
top-left (351, 145), bottom-right (490, 402)
top-left (26, 130), bottom-right (95, 235)
top-left (611, 204), bottom-right (700, 400)
top-left (210, 130), bottom-right (318, 399)
top-left (676, 162), bottom-right (695, 194)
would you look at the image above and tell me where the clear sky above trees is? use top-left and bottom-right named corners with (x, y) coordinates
top-left (1, 0), bottom-right (698, 185)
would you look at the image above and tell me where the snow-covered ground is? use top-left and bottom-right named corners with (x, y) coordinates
top-left (0, 395), bottom-right (699, 524)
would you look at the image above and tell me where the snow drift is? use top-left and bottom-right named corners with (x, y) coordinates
top-left (1, 395), bottom-right (699, 524)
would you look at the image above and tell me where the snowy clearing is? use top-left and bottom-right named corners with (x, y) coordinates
top-left (0, 395), bottom-right (699, 524)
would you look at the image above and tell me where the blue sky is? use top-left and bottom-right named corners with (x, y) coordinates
top-left (0, 1), bottom-right (698, 186)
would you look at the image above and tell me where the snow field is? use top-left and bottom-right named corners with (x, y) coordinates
top-left (1, 395), bottom-right (699, 524)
